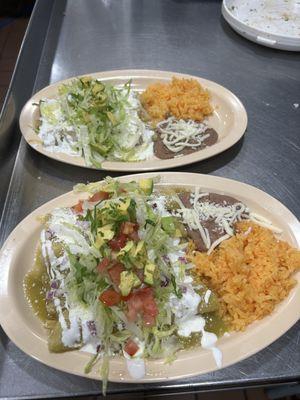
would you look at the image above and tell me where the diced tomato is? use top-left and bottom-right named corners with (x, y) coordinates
top-left (121, 294), bottom-right (132, 302)
top-left (99, 289), bottom-right (121, 306)
top-left (125, 287), bottom-right (158, 326)
top-left (124, 339), bottom-right (139, 357)
top-left (72, 200), bottom-right (83, 214)
top-left (120, 222), bottom-right (137, 235)
top-left (140, 287), bottom-right (158, 318)
top-left (97, 257), bottom-right (110, 273)
top-left (89, 191), bottom-right (110, 203)
top-left (108, 233), bottom-right (128, 251)
top-left (138, 287), bottom-right (153, 297)
top-left (120, 222), bottom-right (139, 242)
top-left (128, 230), bottom-right (139, 242)
top-left (143, 313), bottom-right (156, 327)
top-left (126, 296), bottom-right (142, 322)
top-left (108, 262), bottom-right (124, 286)
top-left (126, 305), bottom-right (137, 322)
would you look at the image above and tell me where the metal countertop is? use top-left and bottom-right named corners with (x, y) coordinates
top-left (0, 0), bottom-right (299, 398)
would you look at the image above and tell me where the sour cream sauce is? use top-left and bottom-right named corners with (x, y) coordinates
top-left (151, 192), bottom-right (223, 369)
top-left (123, 339), bottom-right (146, 379)
top-left (40, 208), bottom-right (99, 350)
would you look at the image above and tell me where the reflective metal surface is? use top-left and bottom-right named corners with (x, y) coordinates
top-left (0, 0), bottom-right (299, 398)
top-left (0, 0), bottom-right (63, 218)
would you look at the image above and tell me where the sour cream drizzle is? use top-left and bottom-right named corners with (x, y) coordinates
top-left (38, 99), bottom-right (80, 155)
top-left (38, 89), bottom-right (155, 163)
top-left (40, 186), bottom-right (225, 378)
top-left (151, 199), bottom-right (223, 369)
top-left (40, 208), bottom-right (99, 349)
top-left (123, 339), bottom-right (146, 379)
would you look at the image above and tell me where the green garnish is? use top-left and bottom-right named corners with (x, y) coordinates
top-left (171, 274), bottom-right (182, 298)
top-left (38, 77), bottom-right (151, 166)
top-left (34, 177), bottom-right (224, 396)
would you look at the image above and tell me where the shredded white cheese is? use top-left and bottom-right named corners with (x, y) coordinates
top-left (175, 189), bottom-right (248, 253)
top-left (175, 189), bottom-right (282, 254)
top-left (157, 117), bottom-right (210, 153)
top-left (207, 234), bottom-right (230, 255)
top-left (249, 213), bottom-right (282, 233)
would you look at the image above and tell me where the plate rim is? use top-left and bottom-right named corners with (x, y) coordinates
top-left (19, 69), bottom-right (248, 172)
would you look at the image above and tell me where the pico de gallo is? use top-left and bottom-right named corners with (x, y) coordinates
top-left (24, 177), bottom-right (225, 393)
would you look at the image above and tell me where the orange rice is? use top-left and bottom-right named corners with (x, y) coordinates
top-left (140, 77), bottom-right (213, 123)
top-left (189, 221), bottom-right (300, 331)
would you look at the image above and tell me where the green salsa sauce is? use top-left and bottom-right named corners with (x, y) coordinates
top-left (23, 247), bottom-right (50, 323)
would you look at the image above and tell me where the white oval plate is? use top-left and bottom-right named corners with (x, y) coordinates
top-left (222, 0), bottom-right (300, 51)
top-left (19, 70), bottom-right (247, 171)
top-left (0, 172), bottom-right (299, 382)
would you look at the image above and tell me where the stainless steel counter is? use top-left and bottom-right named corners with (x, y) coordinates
top-left (0, 0), bottom-right (299, 398)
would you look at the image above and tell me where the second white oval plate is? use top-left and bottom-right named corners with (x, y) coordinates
top-left (19, 70), bottom-right (247, 171)
top-left (0, 172), bottom-right (299, 383)
top-left (222, 0), bottom-right (300, 51)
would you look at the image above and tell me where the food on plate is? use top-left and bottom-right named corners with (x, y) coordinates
top-left (175, 190), bottom-right (249, 253)
top-left (36, 76), bottom-right (218, 166)
top-left (23, 177), bottom-right (299, 391)
top-left (140, 77), bottom-right (213, 123)
top-left (37, 77), bottom-right (154, 166)
top-left (24, 178), bottom-right (224, 391)
top-left (153, 118), bottom-right (218, 160)
top-left (190, 221), bottom-right (300, 331)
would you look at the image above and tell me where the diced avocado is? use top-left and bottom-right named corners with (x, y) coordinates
top-left (127, 199), bottom-right (136, 222)
top-left (144, 262), bottom-right (156, 285)
top-left (106, 111), bottom-right (117, 125)
top-left (95, 224), bottom-right (115, 248)
top-left (132, 240), bottom-right (145, 257)
top-left (98, 224), bottom-right (115, 237)
top-left (145, 206), bottom-right (157, 226)
top-left (119, 271), bottom-right (141, 296)
top-left (91, 82), bottom-right (104, 95)
top-left (161, 216), bottom-right (176, 235)
top-left (174, 228), bottom-right (182, 238)
top-left (117, 198), bottom-right (131, 212)
top-left (118, 240), bottom-right (134, 256)
top-left (81, 76), bottom-right (92, 85)
top-left (139, 178), bottom-right (154, 195)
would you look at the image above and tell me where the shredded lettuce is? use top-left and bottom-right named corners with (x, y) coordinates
top-left (42, 177), bottom-right (223, 394)
top-left (38, 77), bottom-right (153, 166)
